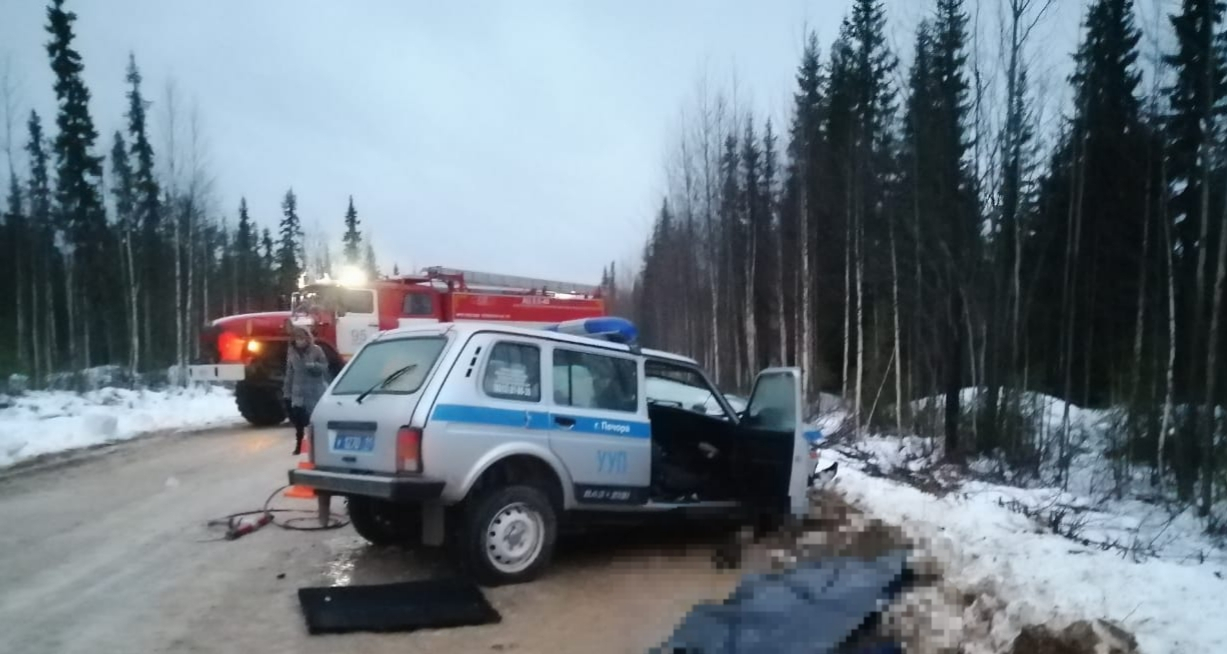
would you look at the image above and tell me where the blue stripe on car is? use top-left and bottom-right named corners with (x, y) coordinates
top-left (430, 404), bottom-right (650, 439)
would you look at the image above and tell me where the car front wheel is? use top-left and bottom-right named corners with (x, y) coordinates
top-left (461, 485), bottom-right (557, 586)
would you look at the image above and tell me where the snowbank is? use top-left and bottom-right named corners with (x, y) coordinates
top-left (827, 437), bottom-right (1227, 652)
top-left (0, 386), bottom-right (242, 468)
top-left (812, 388), bottom-right (1227, 651)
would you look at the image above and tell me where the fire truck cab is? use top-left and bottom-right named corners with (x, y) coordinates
top-left (189, 267), bottom-right (606, 427)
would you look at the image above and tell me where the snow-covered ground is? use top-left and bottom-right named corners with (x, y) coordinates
top-left (819, 391), bottom-right (1227, 653)
top-left (0, 385), bottom-right (242, 469)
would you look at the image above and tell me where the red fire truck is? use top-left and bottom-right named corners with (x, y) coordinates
top-left (188, 266), bottom-right (606, 426)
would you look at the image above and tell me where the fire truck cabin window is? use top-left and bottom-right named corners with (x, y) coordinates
top-left (340, 288), bottom-right (375, 314)
top-left (403, 293), bottom-right (434, 317)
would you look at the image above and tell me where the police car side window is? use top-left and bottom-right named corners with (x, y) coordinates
top-left (552, 349), bottom-right (637, 413)
top-left (482, 342), bottom-right (541, 402)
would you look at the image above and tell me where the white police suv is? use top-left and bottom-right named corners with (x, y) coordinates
top-left (290, 318), bottom-right (828, 586)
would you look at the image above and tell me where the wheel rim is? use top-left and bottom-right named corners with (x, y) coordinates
top-left (484, 502), bottom-right (545, 574)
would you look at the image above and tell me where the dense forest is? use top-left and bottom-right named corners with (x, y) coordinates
top-left (0, 0), bottom-right (381, 384)
top-left (630, 0), bottom-right (1227, 514)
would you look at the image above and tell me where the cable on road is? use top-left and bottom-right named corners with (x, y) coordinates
top-left (204, 485), bottom-right (349, 541)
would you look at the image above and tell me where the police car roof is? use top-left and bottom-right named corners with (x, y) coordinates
top-left (372, 322), bottom-right (699, 366)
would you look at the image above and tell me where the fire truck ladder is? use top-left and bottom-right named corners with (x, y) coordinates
top-left (422, 266), bottom-right (600, 296)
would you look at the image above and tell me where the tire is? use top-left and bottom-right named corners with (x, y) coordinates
top-left (460, 485), bottom-right (557, 586)
top-left (348, 497), bottom-right (423, 546)
top-left (234, 382), bottom-right (286, 427)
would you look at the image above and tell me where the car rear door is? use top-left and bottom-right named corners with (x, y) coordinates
top-left (734, 367), bottom-right (808, 516)
top-left (546, 344), bottom-right (651, 506)
top-left (310, 333), bottom-right (451, 472)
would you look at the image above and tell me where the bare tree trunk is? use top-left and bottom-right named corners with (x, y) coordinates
top-left (15, 241), bottom-right (26, 373)
top-left (854, 197), bottom-right (866, 437)
top-left (1159, 155), bottom-right (1177, 488)
top-left (1200, 185), bottom-right (1227, 516)
top-left (45, 255), bottom-right (56, 375)
top-left (1187, 0), bottom-right (1217, 501)
top-left (2, 59), bottom-right (26, 376)
top-left (31, 253), bottom-right (42, 382)
top-left (777, 203), bottom-right (789, 365)
top-left (890, 214), bottom-right (904, 435)
top-left (799, 178), bottom-right (813, 400)
top-left (744, 213), bottom-right (757, 378)
top-left (703, 107), bottom-right (722, 380)
top-left (125, 224), bottom-right (140, 375)
top-left (175, 203), bottom-right (184, 383)
top-left (1061, 123), bottom-right (1088, 488)
top-left (1128, 145), bottom-right (1153, 471)
top-left (842, 175), bottom-right (853, 401)
top-left (64, 251), bottom-right (77, 371)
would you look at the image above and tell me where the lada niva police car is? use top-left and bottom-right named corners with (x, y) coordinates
top-left (290, 317), bottom-right (829, 585)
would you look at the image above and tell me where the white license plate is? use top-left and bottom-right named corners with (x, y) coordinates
top-left (332, 433), bottom-right (375, 453)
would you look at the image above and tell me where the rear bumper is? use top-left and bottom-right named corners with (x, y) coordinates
top-left (188, 363), bottom-right (246, 382)
top-left (288, 468), bottom-right (445, 502)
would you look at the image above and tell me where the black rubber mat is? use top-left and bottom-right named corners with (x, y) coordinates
top-left (298, 578), bottom-right (501, 634)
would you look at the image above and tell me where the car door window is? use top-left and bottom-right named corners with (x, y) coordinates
top-left (743, 372), bottom-right (798, 431)
top-left (483, 342), bottom-right (541, 402)
top-left (403, 293), bottom-right (434, 317)
top-left (553, 349), bottom-right (637, 412)
top-left (340, 288), bottom-right (375, 314)
top-left (644, 360), bottom-right (731, 419)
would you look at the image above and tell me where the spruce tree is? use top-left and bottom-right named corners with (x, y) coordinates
top-left (25, 111), bottom-right (54, 371)
top-left (125, 53), bottom-right (161, 365)
top-left (1165, 0), bottom-right (1227, 501)
top-left (341, 196), bottom-right (362, 267)
top-left (235, 198), bottom-right (254, 309)
top-left (109, 130), bottom-right (138, 371)
top-left (277, 188), bottom-right (303, 293)
top-left (781, 32), bottom-right (825, 381)
top-left (260, 227), bottom-right (276, 308)
top-left (109, 132), bottom-right (134, 233)
top-left (931, 0), bottom-right (973, 456)
top-left (363, 239), bottom-right (379, 279)
top-left (46, 0), bottom-right (107, 367)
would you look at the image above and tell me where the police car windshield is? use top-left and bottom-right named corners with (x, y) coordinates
top-left (644, 360), bottom-right (731, 419)
top-left (332, 336), bottom-right (447, 396)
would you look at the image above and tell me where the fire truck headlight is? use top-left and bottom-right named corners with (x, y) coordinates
top-left (338, 265), bottom-right (367, 287)
top-left (246, 340), bottom-right (263, 354)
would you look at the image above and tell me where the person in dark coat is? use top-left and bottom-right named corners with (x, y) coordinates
top-left (283, 326), bottom-right (330, 455)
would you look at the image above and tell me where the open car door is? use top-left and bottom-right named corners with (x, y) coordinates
top-left (734, 367), bottom-right (809, 517)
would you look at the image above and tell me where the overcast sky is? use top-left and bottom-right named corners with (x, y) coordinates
top-left (1, 1), bottom-right (1089, 285)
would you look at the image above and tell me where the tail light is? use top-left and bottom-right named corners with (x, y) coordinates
top-left (304, 424), bottom-right (314, 464)
top-left (396, 426), bottom-right (422, 473)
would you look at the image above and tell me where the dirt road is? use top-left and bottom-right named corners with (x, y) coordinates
top-left (0, 426), bottom-right (741, 654)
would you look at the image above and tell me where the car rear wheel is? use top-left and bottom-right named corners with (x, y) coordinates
top-left (460, 485), bottom-right (557, 586)
top-left (347, 497), bottom-right (422, 546)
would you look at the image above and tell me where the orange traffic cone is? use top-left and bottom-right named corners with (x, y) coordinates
top-left (285, 434), bottom-right (316, 499)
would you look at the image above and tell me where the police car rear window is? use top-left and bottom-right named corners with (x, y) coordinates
top-left (331, 336), bottom-right (447, 395)
top-left (483, 342), bottom-right (541, 402)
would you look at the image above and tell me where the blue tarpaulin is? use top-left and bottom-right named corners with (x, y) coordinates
top-left (650, 551), bottom-right (910, 654)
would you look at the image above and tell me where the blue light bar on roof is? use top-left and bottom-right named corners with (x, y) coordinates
top-left (544, 317), bottom-right (640, 346)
